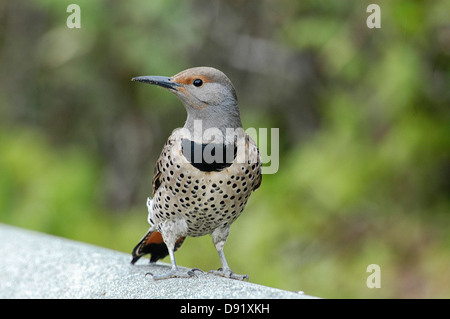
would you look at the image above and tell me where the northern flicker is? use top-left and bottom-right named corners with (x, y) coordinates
top-left (130, 67), bottom-right (262, 281)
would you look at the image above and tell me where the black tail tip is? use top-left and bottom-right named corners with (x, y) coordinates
top-left (131, 255), bottom-right (141, 265)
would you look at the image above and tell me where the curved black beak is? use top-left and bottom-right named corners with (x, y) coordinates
top-left (131, 76), bottom-right (181, 90)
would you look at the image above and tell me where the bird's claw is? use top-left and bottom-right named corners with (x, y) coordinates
top-left (209, 267), bottom-right (249, 281)
top-left (187, 268), bottom-right (204, 277)
top-left (145, 267), bottom-right (203, 280)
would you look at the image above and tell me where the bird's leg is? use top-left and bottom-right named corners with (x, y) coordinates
top-left (146, 241), bottom-right (202, 280)
top-left (209, 248), bottom-right (249, 281)
top-left (209, 227), bottom-right (249, 281)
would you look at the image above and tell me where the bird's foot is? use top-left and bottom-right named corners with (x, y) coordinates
top-left (146, 267), bottom-right (203, 280)
top-left (209, 267), bottom-right (249, 281)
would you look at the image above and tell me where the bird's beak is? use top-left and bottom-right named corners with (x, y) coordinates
top-left (131, 76), bottom-right (181, 91)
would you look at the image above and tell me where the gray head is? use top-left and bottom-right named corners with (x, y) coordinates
top-left (132, 67), bottom-right (242, 138)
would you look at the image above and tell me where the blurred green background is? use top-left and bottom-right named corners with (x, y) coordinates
top-left (1, 0), bottom-right (449, 298)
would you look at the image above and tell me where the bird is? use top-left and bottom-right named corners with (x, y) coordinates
top-left (130, 67), bottom-right (262, 281)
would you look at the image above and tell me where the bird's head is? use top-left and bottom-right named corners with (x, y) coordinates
top-left (132, 67), bottom-right (242, 135)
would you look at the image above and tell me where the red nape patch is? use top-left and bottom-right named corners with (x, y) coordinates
top-left (173, 75), bottom-right (212, 86)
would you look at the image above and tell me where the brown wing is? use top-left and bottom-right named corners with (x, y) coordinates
top-left (245, 133), bottom-right (262, 192)
top-left (130, 136), bottom-right (186, 264)
top-left (151, 137), bottom-right (173, 196)
top-left (152, 158), bottom-right (163, 196)
top-left (253, 171), bottom-right (262, 192)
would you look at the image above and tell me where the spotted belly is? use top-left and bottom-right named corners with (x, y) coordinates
top-left (150, 161), bottom-right (259, 237)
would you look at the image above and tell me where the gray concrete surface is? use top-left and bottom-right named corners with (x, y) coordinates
top-left (0, 224), bottom-right (315, 299)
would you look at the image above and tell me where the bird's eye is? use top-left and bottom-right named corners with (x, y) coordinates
top-left (193, 79), bottom-right (203, 87)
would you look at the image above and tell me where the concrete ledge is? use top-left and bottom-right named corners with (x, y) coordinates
top-left (0, 224), bottom-right (315, 299)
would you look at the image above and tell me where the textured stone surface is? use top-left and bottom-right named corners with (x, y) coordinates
top-left (0, 224), bottom-right (315, 299)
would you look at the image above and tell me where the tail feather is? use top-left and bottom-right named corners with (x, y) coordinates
top-left (131, 229), bottom-right (185, 264)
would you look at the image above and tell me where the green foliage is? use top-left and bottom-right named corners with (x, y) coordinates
top-left (0, 0), bottom-right (449, 298)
